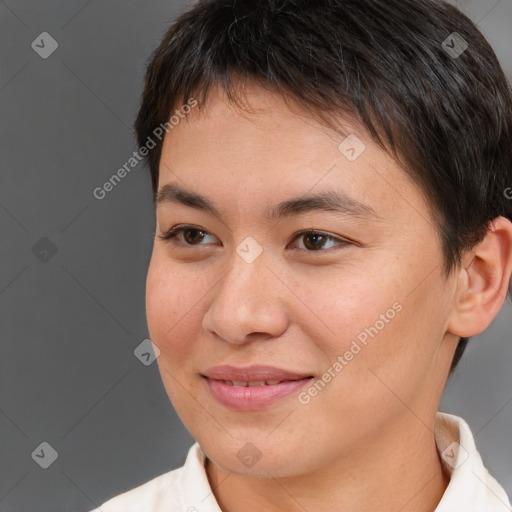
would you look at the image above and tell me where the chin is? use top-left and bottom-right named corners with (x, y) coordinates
top-left (201, 436), bottom-right (321, 480)
top-left (208, 451), bottom-right (301, 479)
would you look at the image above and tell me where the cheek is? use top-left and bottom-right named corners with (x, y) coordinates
top-left (145, 257), bottom-right (203, 414)
top-left (323, 271), bottom-right (450, 416)
top-left (305, 266), bottom-right (399, 346)
top-left (146, 259), bottom-right (174, 341)
top-left (145, 253), bottom-right (213, 368)
top-left (306, 260), bottom-right (427, 385)
top-left (146, 256), bottom-right (192, 354)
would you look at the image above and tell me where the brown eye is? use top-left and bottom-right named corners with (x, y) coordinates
top-left (303, 232), bottom-right (328, 250)
top-left (291, 230), bottom-right (349, 252)
top-left (182, 228), bottom-right (207, 244)
top-left (158, 225), bottom-right (219, 246)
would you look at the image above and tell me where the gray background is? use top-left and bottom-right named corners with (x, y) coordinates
top-left (1, 1), bottom-right (511, 511)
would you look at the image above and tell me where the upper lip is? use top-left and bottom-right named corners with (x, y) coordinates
top-left (202, 365), bottom-right (312, 382)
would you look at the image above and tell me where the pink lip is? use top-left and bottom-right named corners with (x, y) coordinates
top-left (202, 364), bottom-right (311, 382)
top-left (201, 365), bottom-right (313, 410)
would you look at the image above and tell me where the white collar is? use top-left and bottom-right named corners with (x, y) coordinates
top-left (434, 411), bottom-right (510, 511)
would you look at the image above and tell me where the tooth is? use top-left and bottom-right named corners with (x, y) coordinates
top-left (265, 380), bottom-right (280, 385)
top-left (224, 380), bottom-right (233, 386)
top-left (231, 380), bottom-right (248, 387)
top-left (248, 380), bottom-right (266, 387)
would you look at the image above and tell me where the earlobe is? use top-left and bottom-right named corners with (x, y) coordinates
top-left (446, 216), bottom-right (512, 338)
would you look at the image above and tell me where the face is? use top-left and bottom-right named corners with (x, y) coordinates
top-left (146, 83), bottom-right (460, 478)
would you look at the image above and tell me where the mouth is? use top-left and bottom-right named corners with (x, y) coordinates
top-left (201, 365), bottom-right (314, 410)
top-left (211, 379), bottom-right (302, 386)
top-left (201, 364), bottom-right (313, 382)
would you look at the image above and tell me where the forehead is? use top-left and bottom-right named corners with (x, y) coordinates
top-left (157, 85), bottom-right (430, 228)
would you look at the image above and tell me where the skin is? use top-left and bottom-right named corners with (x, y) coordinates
top-left (145, 83), bottom-right (512, 512)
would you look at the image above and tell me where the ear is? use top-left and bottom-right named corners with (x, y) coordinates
top-left (446, 216), bottom-right (512, 338)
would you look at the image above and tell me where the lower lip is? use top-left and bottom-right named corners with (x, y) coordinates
top-left (204, 377), bottom-right (313, 410)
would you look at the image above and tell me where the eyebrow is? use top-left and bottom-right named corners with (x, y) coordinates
top-left (156, 183), bottom-right (379, 221)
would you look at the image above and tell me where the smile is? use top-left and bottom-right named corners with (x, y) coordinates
top-left (219, 379), bottom-right (288, 386)
top-left (203, 375), bottom-right (314, 410)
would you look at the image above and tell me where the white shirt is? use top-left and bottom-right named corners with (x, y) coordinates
top-left (89, 412), bottom-right (511, 512)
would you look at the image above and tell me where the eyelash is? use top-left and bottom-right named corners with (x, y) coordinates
top-left (157, 225), bottom-right (351, 252)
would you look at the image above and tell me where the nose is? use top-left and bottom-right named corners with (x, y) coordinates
top-left (201, 250), bottom-right (289, 345)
